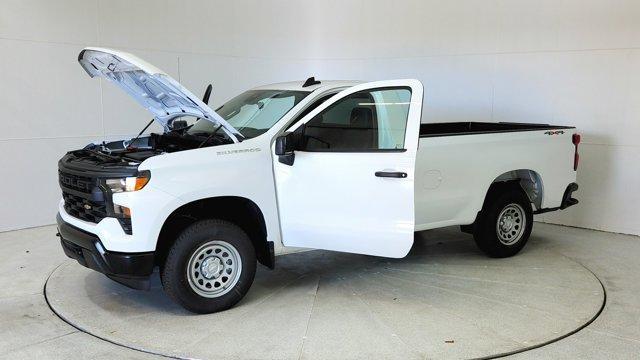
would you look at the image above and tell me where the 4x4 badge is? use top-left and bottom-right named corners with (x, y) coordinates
top-left (544, 130), bottom-right (564, 135)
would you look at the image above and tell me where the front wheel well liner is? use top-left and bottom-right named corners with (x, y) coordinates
top-left (155, 197), bottom-right (274, 270)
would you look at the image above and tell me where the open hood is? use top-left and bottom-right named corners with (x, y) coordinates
top-left (78, 47), bottom-right (241, 141)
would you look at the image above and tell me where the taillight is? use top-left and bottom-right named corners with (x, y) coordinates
top-left (572, 133), bottom-right (581, 170)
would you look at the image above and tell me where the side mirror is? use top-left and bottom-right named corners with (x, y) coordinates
top-left (275, 132), bottom-right (299, 165)
top-left (274, 134), bottom-right (292, 156)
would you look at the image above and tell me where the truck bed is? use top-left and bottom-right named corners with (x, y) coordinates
top-left (415, 121), bottom-right (577, 232)
top-left (420, 122), bottom-right (575, 138)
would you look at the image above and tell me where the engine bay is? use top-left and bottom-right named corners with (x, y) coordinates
top-left (66, 130), bottom-right (233, 169)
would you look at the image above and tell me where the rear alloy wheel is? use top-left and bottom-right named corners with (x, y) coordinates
top-left (162, 219), bottom-right (256, 314)
top-left (473, 186), bottom-right (533, 258)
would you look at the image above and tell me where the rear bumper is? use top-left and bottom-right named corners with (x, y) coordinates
top-left (534, 182), bottom-right (579, 214)
top-left (56, 214), bottom-right (155, 290)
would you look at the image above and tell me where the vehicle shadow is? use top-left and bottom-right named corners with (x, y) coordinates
top-left (78, 225), bottom-right (551, 315)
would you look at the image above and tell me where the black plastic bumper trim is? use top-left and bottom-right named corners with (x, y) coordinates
top-left (534, 182), bottom-right (579, 214)
top-left (56, 214), bottom-right (155, 290)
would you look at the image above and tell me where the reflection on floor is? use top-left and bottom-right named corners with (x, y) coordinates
top-left (0, 223), bottom-right (639, 359)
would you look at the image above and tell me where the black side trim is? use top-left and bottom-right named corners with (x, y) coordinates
top-left (420, 122), bottom-right (576, 138)
top-left (534, 183), bottom-right (579, 214)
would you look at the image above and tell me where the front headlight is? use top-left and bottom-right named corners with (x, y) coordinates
top-left (105, 171), bottom-right (151, 193)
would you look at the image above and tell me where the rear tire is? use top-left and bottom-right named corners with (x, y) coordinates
top-left (161, 219), bottom-right (256, 314)
top-left (473, 185), bottom-right (533, 258)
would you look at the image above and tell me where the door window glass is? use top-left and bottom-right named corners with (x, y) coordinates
top-left (302, 87), bottom-right (411, 151)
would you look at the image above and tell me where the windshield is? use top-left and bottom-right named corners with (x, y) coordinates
top-left (187, 90), bottom-right (308, 139)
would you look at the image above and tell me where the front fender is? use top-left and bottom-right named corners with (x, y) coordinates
top-left (125, 141), bottom-right (282, 252)
top-left (110, 184), bottom-right (184, 252)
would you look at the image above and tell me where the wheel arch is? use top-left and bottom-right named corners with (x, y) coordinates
top-left (488, 169), bottom-right (544, 211)
top-left (156, 196), bottom-right (274, 270)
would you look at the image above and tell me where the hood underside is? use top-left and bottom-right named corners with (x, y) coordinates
top-left (78, 47), bottom-right (240, 141)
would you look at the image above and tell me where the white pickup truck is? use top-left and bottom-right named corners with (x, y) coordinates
top-left (57, 48), bottom-right (580, 313)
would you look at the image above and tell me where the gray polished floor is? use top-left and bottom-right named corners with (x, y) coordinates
top-left (1, 223), bottom-right (639, 359)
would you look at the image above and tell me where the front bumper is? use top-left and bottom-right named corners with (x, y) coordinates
top-left (56, 214), bottom-right (155, 290)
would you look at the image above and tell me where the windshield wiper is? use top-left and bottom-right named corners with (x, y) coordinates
top-left (198, 124), bottom-right (224, 148)
top-left (234, 132), bottom-right (246, 142)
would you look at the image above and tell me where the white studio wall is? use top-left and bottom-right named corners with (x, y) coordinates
top-left (0, 0), bottom-right (638, 235)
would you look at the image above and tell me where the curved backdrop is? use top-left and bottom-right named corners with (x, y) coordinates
top-left (0, 0), bottom-right (638, 235)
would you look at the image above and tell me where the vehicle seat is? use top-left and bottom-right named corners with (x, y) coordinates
top-left (348, 107), bottom-right (377, 149)
top-left (304, 106), bottom-right (378, 150)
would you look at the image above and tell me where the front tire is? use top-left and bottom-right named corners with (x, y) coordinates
top-left (473, 185), bottom-right (533, 258)
top-left (161, 219), bottom-right (256, 314)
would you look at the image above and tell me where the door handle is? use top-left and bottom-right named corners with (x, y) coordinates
top-left (375, 171), bottom-right (407, 178)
